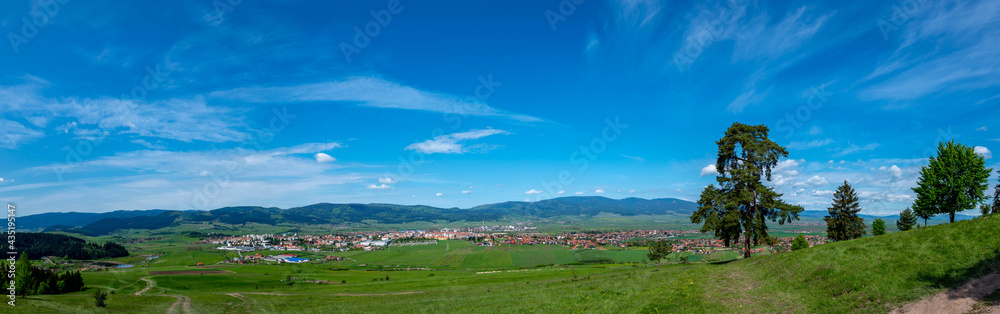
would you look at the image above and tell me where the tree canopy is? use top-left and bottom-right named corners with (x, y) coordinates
top-left (691, 122), bottom-right (803, 258)
top-left (872, 218), bottom-right (886, 236)
top-left (791, 234), bottom-right (809, 251)
top-left (896, 207), bottom-right (917, 231)
top-left (912, 140), bottom-right (993, 223)
top-left (824, 181), bottom-right (866, 241)
top-left (646, 240), bottom-right (671, 270)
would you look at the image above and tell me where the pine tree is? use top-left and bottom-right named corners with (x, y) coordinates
top-left (872, 218), bottom-right (886, 236)
top-left (991, 170), bottom-right (1000, 214)
top-left (691, 122), bottom-right (803, 258)
top-left (646, 240), bottom-right (671, 270)
top-left (912, 140), bottom-right (992, 223)
top-left (897, 207), bottom-right (917, 231)
top-left (791, 234), bottom-right (809, 250)
top-left (824, 181), bottom-right (866, 241)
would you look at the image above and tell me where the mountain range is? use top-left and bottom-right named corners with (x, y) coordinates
top-left (20, 196), bottom-right (699, 235)
top-left (20, 196), bottom-right (975, 236)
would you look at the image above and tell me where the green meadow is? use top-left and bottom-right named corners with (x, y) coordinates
top-left (12, 214), bottom-right (1000, 313)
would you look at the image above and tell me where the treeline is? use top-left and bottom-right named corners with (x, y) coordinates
top-left (2, 233), bottom-right (129, 260)
top-left (5, 254), bottom-right (85, 296)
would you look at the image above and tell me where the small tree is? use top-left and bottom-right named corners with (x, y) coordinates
top-left (824, 181), bottom-right (866, 241)
top-left (872, 218), bottom-right (886, 236)
top-left (646, 240), bottom-right (671, 270)
top-left (94, 289), bottom-right (108, 308)
top-left (896, 207), bottom-right (917, 231)
top-left (791, 234), bottom-right (809, 251)
top-left (912, 140), bottom-right (992, 223)
top-left (14, 253), bottom-right (33, 297)
top-left (991, 170), bottom-right (1000, 214)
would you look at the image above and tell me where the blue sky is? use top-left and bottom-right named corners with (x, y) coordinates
top-left (1, 0), bottom-right (997, 216)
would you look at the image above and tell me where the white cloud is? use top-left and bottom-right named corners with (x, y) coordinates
top-left (557, 190), bottom-right (565, 194)
top-left (209, 76), bottom-right (542, 122)
top-left (131, 139), bottom-right (166, 150)
top-left (887, 165), bottom-right (903, 179)
top-left (834, 143), bottom-right (880, 157)
top-left (378, 177), bottom-right (397, 184)
top-left (0, 178), bottom-right (4, 182)
top-left (628, 190), bottom-right (636, 193)
top-left (595, 189), bottom-right (605, 194)
top-left (811, 189), bottom-right (834, 196)
top-left (809, 126), bottom-right (822, 135)
top-left (977, 126), bottom-right (988, 131)
top-left (795, 175), bottom-right (828, 188)
top-left (525, 189), bottom-right (543, 195)
top-left (0, 119), bottom-right (45, 149)
top-left (975, 146), bottom-right (992, 159)
top-left (436, 193), bottom-right (444, 197)
top-left (405, 129), bottom-right (509, 154)
top-left (314, 153), bottom-right (336, 163)
top-left (574, 191), bottom-right (585, 195)
top-left (699, 164), bottom-right (719, 177)
top-left (366, 184), bottom-right (391, 190)
top-left (462, 190), bottom-right (473, 194)
top-left (787, 139), bottom-right (834, 150)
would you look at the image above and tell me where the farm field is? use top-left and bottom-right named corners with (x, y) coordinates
top-left (11, 214), bottom-right (1000, 313)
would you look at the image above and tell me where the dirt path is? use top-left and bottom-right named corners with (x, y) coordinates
top-left (225, 293), bottom-right (248, 307)
top-left (892, 273), bottom-right (1000, 314)
top-left (136, 276), bottom-right (193, 314)
top-left (166, 294), bottom-right (192, 314)
top-left (136, 277), bottom-right (155, 296)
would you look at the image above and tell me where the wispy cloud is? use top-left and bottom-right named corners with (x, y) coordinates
top-left (405, 129), bottom-right (509, 154)
top-left (209, 77), bottom-right (542, 122)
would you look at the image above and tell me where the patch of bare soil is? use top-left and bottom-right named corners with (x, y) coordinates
top-left (149, 270), bottom-right (228, 275)
top-left (891, 273), bottom-right (1000, 314)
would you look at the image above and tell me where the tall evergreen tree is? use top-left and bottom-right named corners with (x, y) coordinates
top-left (692, 122), bottom-right (803, 258)
top-left (824, 181), bottom-right (866, 241)
top-left (991, 170), bottom-right (1000, 215)
top-left (896, 207), bottom-right (917, 231)
top-left (872, 218), bottom-right (886, 236)
top-left (912, 140), bottom-right (993, 223)
top-left (791, 234), bottom-right (809, 251)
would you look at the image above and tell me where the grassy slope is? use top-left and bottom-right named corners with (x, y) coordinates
top-left (13, 215), bottom-right (1000, 313)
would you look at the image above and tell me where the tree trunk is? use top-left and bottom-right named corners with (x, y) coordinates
top-left (744, 232), bottom-right (751, 258)
top-left (950, 211), bottom-right (955, 223)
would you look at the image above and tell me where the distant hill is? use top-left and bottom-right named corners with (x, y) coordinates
top-left (19, 209), bottom-right (174, 231)
top-left (798, 210), bottom-right (977, 222)
top-left (23, 196), bottom-right (698, 235)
